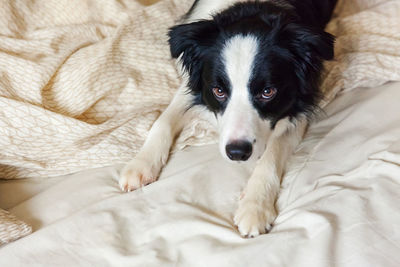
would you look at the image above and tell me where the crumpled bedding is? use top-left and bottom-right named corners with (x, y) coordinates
top-left (0, 82), bottom-right (400, 266)
top-left (1, 0), bottom-right (400, 179)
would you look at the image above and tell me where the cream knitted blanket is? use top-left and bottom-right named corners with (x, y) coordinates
top-left (0, 0), bottom-right (399, 179)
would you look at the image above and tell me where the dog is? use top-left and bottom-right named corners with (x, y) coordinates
top-left (119, 0), bottom-right (337, 238)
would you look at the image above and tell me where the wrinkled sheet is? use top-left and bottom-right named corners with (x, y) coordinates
top-left (1, 0), bottom-right (400, 179)
top-left (1, 82), bottom-right (400, 266)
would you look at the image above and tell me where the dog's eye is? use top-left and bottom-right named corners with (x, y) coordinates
top-left (212, 87), bottom-right (227, 101)
top-left (260, 87), bottom-right (277, 101)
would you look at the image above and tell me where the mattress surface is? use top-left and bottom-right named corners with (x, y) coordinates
top-left (1, 82), bottom-right (400, 267)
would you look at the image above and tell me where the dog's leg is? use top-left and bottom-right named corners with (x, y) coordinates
top-left (234, 116), bottom-right (308, 237)
top-left (119, 84), bottom-right (192, 192)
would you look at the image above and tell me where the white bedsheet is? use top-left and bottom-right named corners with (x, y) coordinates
top-left (1, 82), bottom-right (400, 266)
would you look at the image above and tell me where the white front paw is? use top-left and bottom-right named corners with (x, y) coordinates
top-left (234, 196), bottom-right (277, 238)
top-left (119, 157), bottom-right (160, 192)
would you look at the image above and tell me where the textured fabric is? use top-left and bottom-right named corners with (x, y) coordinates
top-left (0, 0), bottom-right (400, 179)
top-left (0, 82), bottom-right (400, 266)
top-left (0, 0), bottom-right (198, 179)
top-left (320, 0), bottom-right (400, 106)
top-left (0, 209), bottom-right (31, 245)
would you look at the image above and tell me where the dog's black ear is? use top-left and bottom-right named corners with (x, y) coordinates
top-left (168, 20), bottom-right (219, 69)
top-left (279, 24), bottom-right (335, 100)
top-left (302, 29), bottom-right (335, 61)
top-left (292, 26), bottom-right (335, 61)
top-left (168, 20), bottom-right (219, 95)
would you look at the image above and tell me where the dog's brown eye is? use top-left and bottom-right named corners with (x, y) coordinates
top-left (261, 87), bottom-right (277, 100)
top-left (212, 87), bottom-right (227, 101)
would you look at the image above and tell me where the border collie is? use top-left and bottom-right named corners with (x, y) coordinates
top-left (119, 0), bottom-right (337, 237)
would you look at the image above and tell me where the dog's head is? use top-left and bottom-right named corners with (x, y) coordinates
top-left (169, 2), bottom-right (334, 162)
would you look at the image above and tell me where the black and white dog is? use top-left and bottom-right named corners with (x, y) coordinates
top-left (120, 0), bottom-right (337, 237)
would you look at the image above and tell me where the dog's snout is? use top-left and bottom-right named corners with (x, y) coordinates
top-left (225, 140), bottom-right (253, 161)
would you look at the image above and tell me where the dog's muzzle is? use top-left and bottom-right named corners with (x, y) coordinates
top-left (225, 140), bottom-right (253, 161)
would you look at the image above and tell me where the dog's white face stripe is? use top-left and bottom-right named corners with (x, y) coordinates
top-left (223, 35), bottom-right (258, 95)
top-left (218, 35), bottom-right (272, 161)
top-left (221, 35), bottom-right (258, 143)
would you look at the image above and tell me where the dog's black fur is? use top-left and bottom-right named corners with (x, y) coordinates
top-left (168, 0), bottom-right (336, 125)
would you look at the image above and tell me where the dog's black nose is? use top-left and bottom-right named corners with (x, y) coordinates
top-left (225, 141), bottom-right (253, 161)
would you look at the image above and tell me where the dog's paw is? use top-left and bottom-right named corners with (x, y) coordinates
top-left (234, 196), bottom-right (277, 238)
top-left (119, 158), bottom-right (159, 192)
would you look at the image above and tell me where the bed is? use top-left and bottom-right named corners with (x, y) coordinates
top-left (1, 82), bottom-right (400, 266)
top-left (1, 0), bottom-right (400, 266)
